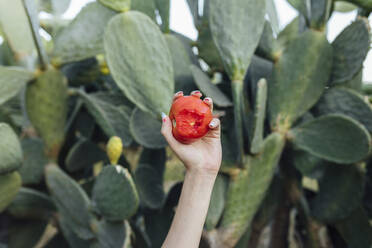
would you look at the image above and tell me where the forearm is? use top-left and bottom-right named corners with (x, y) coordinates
top-left (162, 169), bottom-right (217, 248)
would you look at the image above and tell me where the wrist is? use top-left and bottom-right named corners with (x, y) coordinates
top-left (186, 166), bottom-right (218, 182)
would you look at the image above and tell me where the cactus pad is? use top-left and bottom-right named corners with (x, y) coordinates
top-left (268, 30), bottom-right (332, 130)
top-left (104, 11), bottom-right (174, 116)
top-left (0, 171), bottom-right (21, 213)
top-left (289, 114), bottom-right (371, 164)
top-left (190, 65), bottom-right (232, 107)
top-left (53, 2), bottom-right (116, 63)
top-left (217, 133), bottom-right (285, 246)
top-left (130, 108), bottom-right (167, 149)
top-left (26, 68), bottom-right (68, 159)
top-left (0, 123), bottom-right (22, 174)
top-left (313, 87), bottom-right (372, 133)
top-left (330, 19), bottom-right (370, 84)
top-left (19, 138), bottom-right (48, 184)
top-left (311, 165), bottom-right (364, 222)
top-left (45, 165), bottom-right (94, 239)
top-left (99, 0), bottom-right (131, 12)
top-left (135, 148), bottom-right (166, 209)
top-left (0, 66), bottom-right (33, 106)
top-left (92, 165), bottom-right (139, 221)
top-left (208, 0), bottom-right (266, 80)
top-left (79, 91), bottom-right (133, 147)
top-left (8, 187), bottom-right (55, 219)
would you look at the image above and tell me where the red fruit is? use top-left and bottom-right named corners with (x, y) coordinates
top-left (169, 94), bottom-right (213, 144)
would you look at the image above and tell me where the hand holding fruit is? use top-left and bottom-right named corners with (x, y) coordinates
top-left (161, 91), bottom-right (222, 176)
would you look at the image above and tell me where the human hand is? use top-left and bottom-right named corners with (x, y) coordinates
top-left (161, 91), bottom-right (222, 176)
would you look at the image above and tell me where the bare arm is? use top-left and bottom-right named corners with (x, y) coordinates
top-left (161, 91), bottom-right (222, 248)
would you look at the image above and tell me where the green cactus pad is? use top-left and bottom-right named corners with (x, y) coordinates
top-left (291, 150), bottom-right (328, 179)
top-left (99, 0), bottom-right (131, 12)
top-left (337, 68), bottom-right (363, 92)
top-left (344, 0), bottom-right (372, 10)
top-left (66, 138), bottom-right (107, 172)
top-left (308, 0), bottom-right (332, 29)
top-left (311, 165), bottom-right (364, 222)
top-left (197, 23), bottom-right (224, 70)
top-left (256, 21), bottom-right (276, 61)
top-left (313, 88), bottom-right (372, 133)
top-left (19, 138), bottom-right (48, 185)
top-left (276, 17), bottom-right (304, 50)
top-left (334, 207), bottom-right (372, 248)
top-left (209, 0), bottom-right (266, 80)
top-left (45, 165), bottom-right (94, 239)
top-left (79, 91), bottom-right (133, 147)
top-left (165, 34), bottom-right (195, 93)
top-left (8, 219), bottom-right (48, 248)
top-left (0, 66), bottom-right (33, 106)
top-left (58, 215), bottom-right (92, 248)
top-left (104, 11), bottom-right (174, 117)
top-left (218, 133), bottom-right (285, 246)
top-left (268, 30), bottom-right (332, 129)
top-left (330, 19), bottom-right (370, 84)
top-left (135, 149), bottom-right (166, 209)
top-left (26, 68), bottom-right (68, 159)
top-left (250, 79), bottom-right (268, 154)
top-left (130, 107), bottom-right (167, 149)
top-left (92, 165), bottom-right (139, 221)
top-left (0, 123), bottom-right (22, 174)
top-left (53, 2), bottom-right (116, 63)
top-left (205, 174), bottom-right (228, 230)
top-left (290, 114), bottom-right (371, 164)
top-left (154, 0), bottom-right (170, 32)
top-left (186, 0), bottom-right (199, 25)
top-left (8, 188), bottom-right (55, 219)
top-left (246, 56), bottom-right (273, 105)
top-left (190, 65), bottom-right (233, 107)
top-left (0, 171), bottom-right (21, 213)
top-left (95, 220), bottom-right (130, 248)
top-left (131, 0), bottom-right (156, 19)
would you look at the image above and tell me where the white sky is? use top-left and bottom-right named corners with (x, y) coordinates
top-left (58, 0), bottom-right (372, 83)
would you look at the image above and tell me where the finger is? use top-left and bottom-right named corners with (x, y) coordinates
top-left (206, 118), bottom-right (221, 139)
top-left (203, 97), bottom-right (213, 111)
top-left (173, 91), bottom-right (183, 102)
top-left (161, 112), bottom-right (179, 148)
top-left (209, 118), bottom-right (220, 129)
top-left (191, 90), bottom-right (202, 98)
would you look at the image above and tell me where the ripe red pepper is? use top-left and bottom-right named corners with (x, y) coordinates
top-left (169, 94), bottom-right (213, 144)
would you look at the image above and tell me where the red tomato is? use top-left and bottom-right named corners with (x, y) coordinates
top-left (169, 95), bottom-right (213, 144)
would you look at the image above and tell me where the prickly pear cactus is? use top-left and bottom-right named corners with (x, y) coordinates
top-left (0, 0), bottom-right (371, 247)
top-left (26, 68), bottom-right (68, 159)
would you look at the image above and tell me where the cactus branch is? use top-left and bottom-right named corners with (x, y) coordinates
top-left (231, 80), bottom-right (245, 165)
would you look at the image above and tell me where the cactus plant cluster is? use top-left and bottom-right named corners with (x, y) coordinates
top-left (0, 0), bottom-right (371, 247)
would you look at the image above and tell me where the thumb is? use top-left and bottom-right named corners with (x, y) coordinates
top-left (161, 113), bottom-right (178, 148)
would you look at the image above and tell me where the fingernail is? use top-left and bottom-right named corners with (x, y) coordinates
top-left (209, 120), bottom-right (216, 128)
top-left (161, 112), bottom-right (167, 122)
top-left (176, 91), bottom-right (183, 95)
top-left (192, 90), bottom-right (201, 94)
top-left (205, 97), bottom-right (211, 102)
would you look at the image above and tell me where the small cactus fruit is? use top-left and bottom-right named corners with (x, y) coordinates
top-left (107, 136), bottom-right (123, 165)
top-left (25, 68), bottom-right (68, 159)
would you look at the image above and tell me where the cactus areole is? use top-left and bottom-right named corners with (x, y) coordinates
top-left (169, 95), bottom-right (213, 143)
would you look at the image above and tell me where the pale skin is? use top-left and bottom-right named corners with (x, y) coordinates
top-left (161, 90), bottom-right (222, 248)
